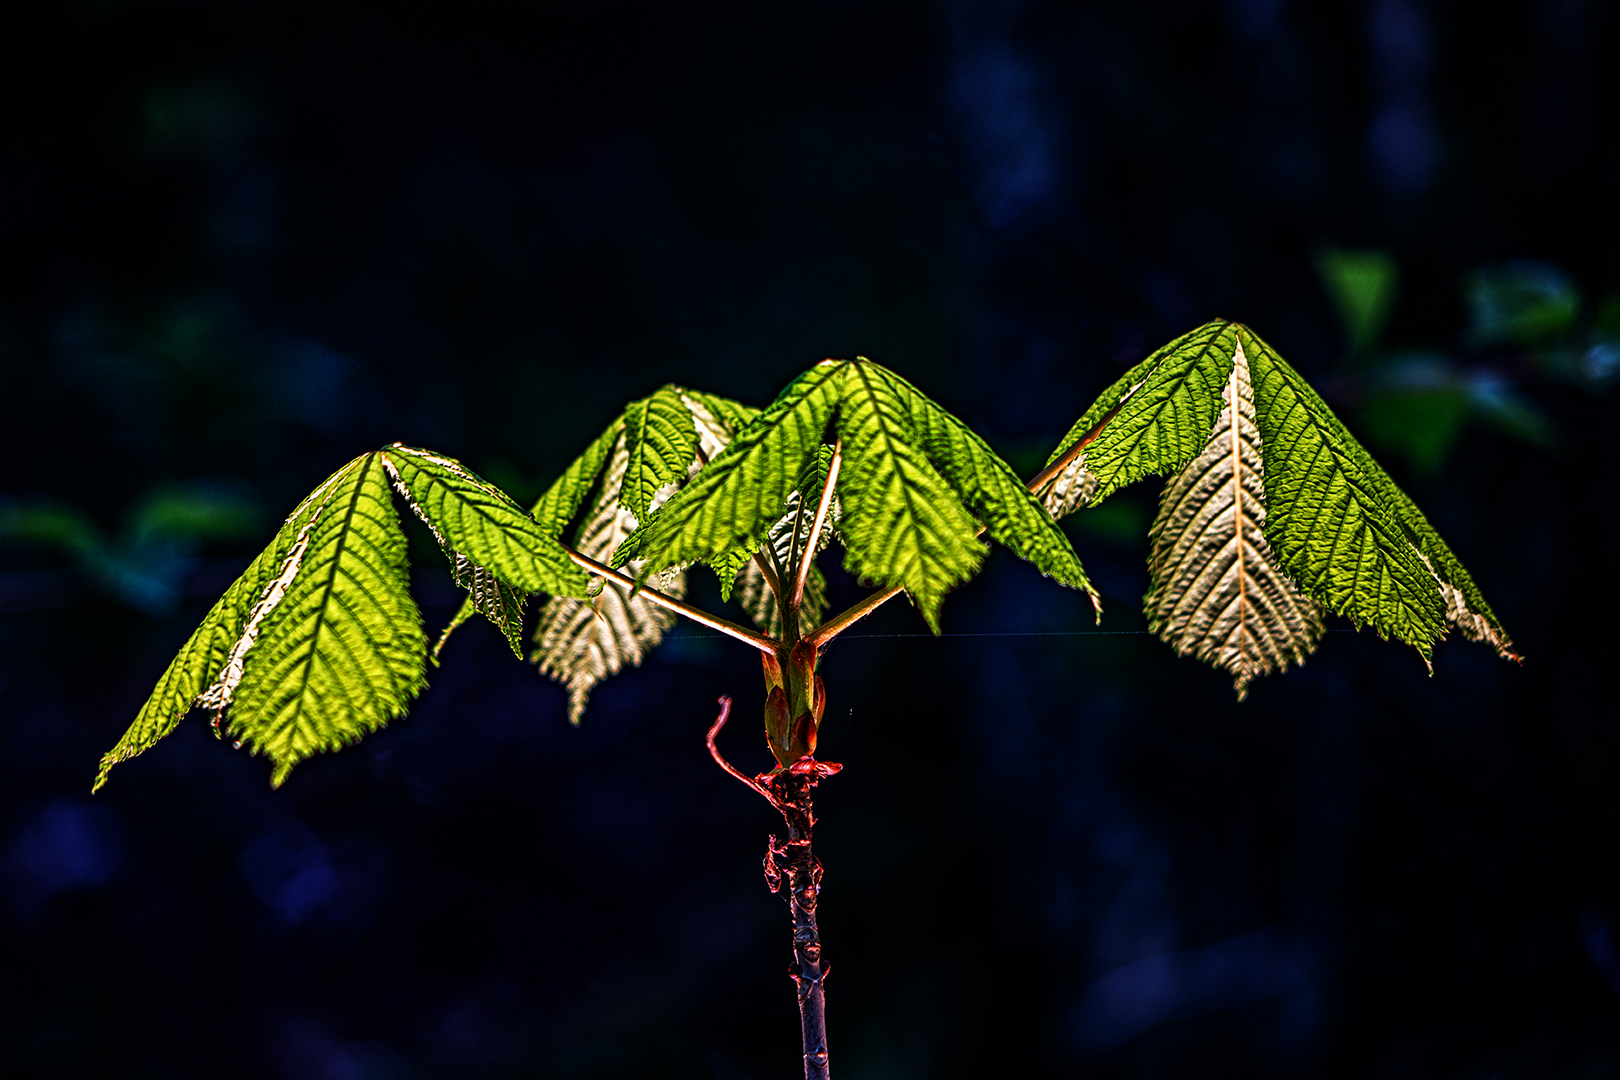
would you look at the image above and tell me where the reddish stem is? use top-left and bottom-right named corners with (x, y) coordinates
top-left (706, 696), bottom-right (838, 1080)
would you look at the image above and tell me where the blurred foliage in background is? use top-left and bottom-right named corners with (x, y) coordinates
top-left (1316, 250), bottom-right (1618, 476)
top-left (1, 483), bottom-right (263, 616)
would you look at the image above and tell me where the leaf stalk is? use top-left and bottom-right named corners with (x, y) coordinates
top-left (790, 440), bottom-right (841, 615)
top-left (561, 548), bottom-right (779, 654)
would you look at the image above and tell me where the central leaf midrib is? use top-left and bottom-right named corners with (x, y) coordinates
top-left (1227, 352), bottom-right (1252, 669)
top-left (850, 364), bottom-right (932, 587)
top-left (277, 452), bottom-right (377, 747)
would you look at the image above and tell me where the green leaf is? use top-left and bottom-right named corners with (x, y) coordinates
top-left (1239, 327), bottom-right (1453, 659)
top-left (880, 366), bottom-right (1095, 606)
top-left (833, 362), bottom-right (989, 633)
top-left (431, 594), bottom-right (483, 665)
top-left (1040, 320), bottom-right (1241, 513)
top-left (705, 444), bottom-right (835, 612)
top-left (93, 546), bottom-right (279, 792)
top-left (611, 361), bottom-right (845, 572)
top-left (383, 443), bottom-right (588, 598)
top-left (93, 462), bottom-right (363, 791)
top-left (622, 359), bottom-right (1092, 633)
top-left (620, 385), bottom-right (700, 521)
top-left (707, 547), bottom-right (755, 603)
top-left (1049, 319), bottom-right (1517, 686)
top-left (210, 453), bottom-right (427, 787)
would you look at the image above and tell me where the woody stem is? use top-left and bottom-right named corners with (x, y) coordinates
top-left (706, 697), bottom-right (834, 1080)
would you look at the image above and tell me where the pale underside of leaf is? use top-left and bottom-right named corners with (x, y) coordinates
top-left (680, 388), bottom-right (760, 450)
top-left (530, 386), bottom-right (757, 721)
top-left (216, 452), bottom-right (426, 787)
top-left (448, 558), bottom-right (528, 658)
top-left (531, 434), bottom-right (685, 724)
top-left (1039, 453), bottom-right (1101, 518)
top-left (1145, 341), bottom-right (1326, 699)
top-left (1412, 549), bottom-right (1520, 661)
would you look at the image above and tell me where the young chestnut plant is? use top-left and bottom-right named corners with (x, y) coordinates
top-left (95, 320), bottom-right (1517, 1080)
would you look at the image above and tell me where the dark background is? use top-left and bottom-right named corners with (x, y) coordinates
top-left (2, 2), bottom-right (1616, 1077)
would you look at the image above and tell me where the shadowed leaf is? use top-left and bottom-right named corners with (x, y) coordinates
top-left (1145, 339), bottom-right (1326, 699)
top-left (532, 433), bottom-right (684, 723)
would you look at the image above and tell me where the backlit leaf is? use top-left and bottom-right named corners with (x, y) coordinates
top-left (621, 385), bottom-right (701, 520)
top-left (622, 358), bottom-right (1091, 633)
top-left (172, 453), bottom-right (428, 787)
top-left (95, 458), bottom-right (380, 790)
top-left (1240, 327), bottom-right (1517, 662)
top-left (880, 365), bottom-right (1095, 607)
top-left (612, 361), bottom-right (844, 572)
top-left (1040, 321), bottom-right (1241, 512)
top-left (531, 414), bottom-right (626, 539)
top-left (832, 362), bottom-right (993, 632)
